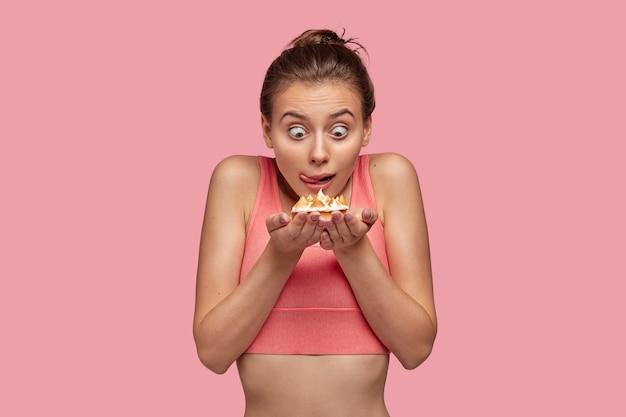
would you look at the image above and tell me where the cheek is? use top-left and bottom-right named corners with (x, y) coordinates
top-left (274, 142), bottom-right (306, 160)
top-left (275, 154), bottom-right (299, 175)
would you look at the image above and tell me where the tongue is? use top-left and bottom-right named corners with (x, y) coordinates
top-left (300, 174), bottom-right (328, 184)
top-left (300, 174), bottom-right (333, 185)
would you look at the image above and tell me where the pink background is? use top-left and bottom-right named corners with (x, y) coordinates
top-left (2, 1), bottom-right (624, 415)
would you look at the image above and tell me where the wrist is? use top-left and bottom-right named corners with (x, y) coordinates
top-left (333, 234), bottom-right (370, 257)
top-left (267, 236), bottom-right (305, 260)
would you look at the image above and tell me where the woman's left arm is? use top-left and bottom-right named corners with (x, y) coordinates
top-left (331, 152), bottom-right (437, 369)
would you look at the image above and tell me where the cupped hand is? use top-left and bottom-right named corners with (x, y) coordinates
top-left (319, 207), bottom-right (378, 251)
top-left (265, 211), bottom-right (327, 255)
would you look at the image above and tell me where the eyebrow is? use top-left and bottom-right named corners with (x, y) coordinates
top-left (279, 111), bottom-right (306, 121)
top-left (330, 109), bottom-right (356, 120)
top-left (279, 109), bottom-right (356, 122)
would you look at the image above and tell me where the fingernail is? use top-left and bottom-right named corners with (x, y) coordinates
top-left (363, 209), bottom-right (372, 220)
top-left (344, 213), bottom-right (353, 221)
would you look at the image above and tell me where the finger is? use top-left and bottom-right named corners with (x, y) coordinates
top-left (292, 211), bottom-right (308, 225)
top-left (361, 208), bottom-right (378, 226)
top-left (266, 213), bottom-right (291, 234)
top-left (319, 229), bottom-right (334, 250)
top-left (345, 211), bottom-right (375, 239)
top-left (333, 211), bottom-right (354, 239)
top-left (321, 218), bottom-right (340, 244)
top-left (302, 212), bottom-right (324, 243)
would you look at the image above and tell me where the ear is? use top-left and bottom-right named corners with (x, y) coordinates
top-left (361, 116), bottom-right (372, 147)
top-left (261, 114), bottom-right (273, 149)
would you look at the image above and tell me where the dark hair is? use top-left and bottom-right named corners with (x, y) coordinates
top-left (260, 29), bottom-right (375, 122)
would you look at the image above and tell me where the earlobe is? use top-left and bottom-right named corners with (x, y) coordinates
top-left (261, 115), bottom-right (273, 148)
top-left (361, 116), bottom-right (373, 147)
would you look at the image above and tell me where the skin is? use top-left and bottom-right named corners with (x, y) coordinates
top-left (193, 81), bottom-right (437, 417)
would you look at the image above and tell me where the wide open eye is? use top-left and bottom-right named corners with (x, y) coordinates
top-left (330, 125), bottom-right (348, 138)
top-left (288, 126), bottom-right (307, 139)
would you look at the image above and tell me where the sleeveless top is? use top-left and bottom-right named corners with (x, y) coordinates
top-left (240, 155), bottom-right (390, 354)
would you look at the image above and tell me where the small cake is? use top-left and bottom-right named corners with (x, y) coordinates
top-left (291, 189), bottom-right (349, 221)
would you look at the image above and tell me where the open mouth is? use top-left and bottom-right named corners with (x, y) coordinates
top-left (300, 174), bottom-right (335, 185)
top-left (300, 173), bottom-right (335, 188)
top-left (316, 175), bottom-right (334, 185)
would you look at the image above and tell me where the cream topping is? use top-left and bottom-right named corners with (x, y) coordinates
top-left (291, 189), bottom-right (349, 213)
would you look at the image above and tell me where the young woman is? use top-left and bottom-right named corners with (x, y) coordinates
top-left (194, 29), bottom-right (437, 417)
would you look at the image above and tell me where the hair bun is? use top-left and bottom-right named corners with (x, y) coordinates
top-left (290, 29), bottom-right (347, 48)
top-left (320, 32), bottom-right (345, 45)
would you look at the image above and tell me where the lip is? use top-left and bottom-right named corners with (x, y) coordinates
top-left (299, 173), bottom-right (335, 192)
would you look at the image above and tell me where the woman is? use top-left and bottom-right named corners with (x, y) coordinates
top-left (194, 29), bottom-right (437, 417)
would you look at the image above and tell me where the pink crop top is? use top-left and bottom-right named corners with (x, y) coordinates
top-left (240, 155), bottom-right (390, 354)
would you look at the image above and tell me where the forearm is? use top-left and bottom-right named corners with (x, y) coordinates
top-left (334, 237), bottom-right (437, 369)
top-left (194, 243), bottom-right (301, 373)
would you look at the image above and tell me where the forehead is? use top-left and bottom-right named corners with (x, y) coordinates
top-left (272, 81), bottom-right (362, 118)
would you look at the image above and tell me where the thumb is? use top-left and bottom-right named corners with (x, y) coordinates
top-left (361, 208), bottom-right (378, 226)
top-left (266, 212), bottom-right (290, 234)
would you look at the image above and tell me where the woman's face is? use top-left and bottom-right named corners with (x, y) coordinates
top-left (262, 81), bottom-right (372, 201)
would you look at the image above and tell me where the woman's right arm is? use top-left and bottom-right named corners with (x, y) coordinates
top-left (193, 156), bottom-right (322, 374)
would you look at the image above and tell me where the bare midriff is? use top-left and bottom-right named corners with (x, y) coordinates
top-left (237, 353), bottom-right (391, 417)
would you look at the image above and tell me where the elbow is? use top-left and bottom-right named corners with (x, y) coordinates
top-left (398, 343), bottom-right (434, 370)
top-left (207, 363), bottom-right (231, 375)
top-left (198, 353), bottom-right (232, 375)
top-left (196, 347), bottom-right (234, 375)
top-left (399, 319), bottom-right (438, 370)
top-left (193, 325), bottom-right (236, 374)
top-left (396, 326), bottom-right (437, 370)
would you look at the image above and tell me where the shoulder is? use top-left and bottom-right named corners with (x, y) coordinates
top-left (366, 153), bottom-right (422, 220)
top-left (211, 155), bottom-right (261, 186)
top-left (367, 152), bottom-right (420, 192)
top-left (207, 155), bottom-right (262, 219)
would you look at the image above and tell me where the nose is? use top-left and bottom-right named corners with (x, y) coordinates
top-left (309, 135), bottom-right (329, 165)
